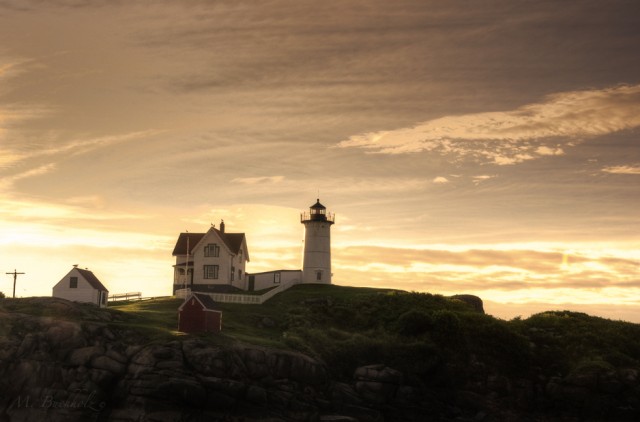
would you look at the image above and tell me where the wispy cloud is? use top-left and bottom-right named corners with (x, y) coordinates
top-left (332, 245), bottom-right (640, 303)
top-left (602, 165), bottom-right (640, 175)
top-left (472, 174), bottom-right (496, 184)
top-left (337, 84), bottom-right (640, 165)
top-left (0, 130), bottom-right (159, 185)
top-left (232, 176), bottom-right (285, 185)
top-left (0, 163), bottom-right (57, 190)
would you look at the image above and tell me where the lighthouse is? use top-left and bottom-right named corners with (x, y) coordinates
top-left (301, 199), bottom-right (335, 284)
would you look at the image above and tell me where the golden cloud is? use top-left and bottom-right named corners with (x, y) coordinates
top-left (337, 84), bottom-right (640, 165)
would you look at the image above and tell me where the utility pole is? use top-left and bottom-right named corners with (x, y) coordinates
top-left (5, 269), bottom-right (25, 298)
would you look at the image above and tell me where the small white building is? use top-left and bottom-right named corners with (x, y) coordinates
top-left (247, 270), bottom-right (303, 291)
top-left (52, 265), bottom-right (109, 308)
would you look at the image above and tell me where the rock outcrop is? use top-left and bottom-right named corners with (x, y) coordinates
top-left (1, 298), bottom-right (639, 421)
top-left (449, 295), bottom-right (485, 314)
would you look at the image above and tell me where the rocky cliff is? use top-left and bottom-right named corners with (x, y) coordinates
top-left (1, 297), bottom-right (639, 421)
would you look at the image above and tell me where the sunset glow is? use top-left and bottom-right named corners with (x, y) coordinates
top-left (1, 1), bottom-right (639, 322)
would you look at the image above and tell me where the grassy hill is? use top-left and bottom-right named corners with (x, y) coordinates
top-left (107, 284), bottom-right (640, 384)
top-left (3, 284), bottom-right (640, 419)
top-left (5, 284), bottom-right (640, 383)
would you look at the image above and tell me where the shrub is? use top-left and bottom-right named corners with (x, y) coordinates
top-left (430, 309), bottom-right (463, 345)
top-left (396, 309), bottom-right (433, 336)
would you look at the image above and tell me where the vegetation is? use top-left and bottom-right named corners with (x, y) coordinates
top-left (3, 286), bottom-right (639, 419)
top-left (5, 286), bottom-right (640, 389)
top-left (107, 284), bottom-right (640, 388)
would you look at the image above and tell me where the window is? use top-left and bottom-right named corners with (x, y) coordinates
top-left (316, 271), bottom-right (322, 281)
top-left (204, 243), bottom-right (220, 257)
top-left (101, 292), bottom-right (107, 305)
top-left (274, 272), bottom-right (281, 284)
top-left (238, 269), bottom-right (242, 280)
top-left (231, 266), bottom-right (235, 281)
top-left (204, 265), bottom-right (219, 279)
top-left (70, 276), bottom-right (78, 288)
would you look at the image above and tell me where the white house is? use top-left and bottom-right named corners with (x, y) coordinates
top-left (172, 221), bottom-right (250, 294)
top-left (52, 265), bottom-right (109, 308)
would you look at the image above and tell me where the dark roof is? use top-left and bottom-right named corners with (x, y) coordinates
top-left (310, 199), bottom-right (326, 209)
top-left (216, 229), bottom-right (246, 255)
top-left (76, 268), bottom-right (108, 292)
top-left (193, 293), bottom-right (218, 310)
top-left (247, 269), bottom-right (302, 276)
top-left (172, 229), bottom-right (246, 256)
top-left (172, 233), bottom-right (206, 255)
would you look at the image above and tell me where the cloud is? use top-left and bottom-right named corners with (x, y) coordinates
top-left (0, 130), bottom-right (159, 189)
top-left (332, 245), bottom-right (640, 294)
top-left (433, 176), bottom-right (449, 184)
top-left (0, 163), bottom-right (57, 190)
top-left (232, 176), bottom-right (285, 185)
top-left (337, 84), bottom-right (640, 165)
top-left (602, 165), bottom-right (640, 175)
top-left (472, 175), bottom-right (496, 184)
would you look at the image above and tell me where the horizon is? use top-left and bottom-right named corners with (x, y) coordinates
top-left (1, 1), bottom-right (639, 323)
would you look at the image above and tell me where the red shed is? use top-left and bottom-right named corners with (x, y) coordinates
top-left (178, 293), bottom-right (222, 333)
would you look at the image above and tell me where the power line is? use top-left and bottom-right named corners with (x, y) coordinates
top-left (5, 269), bottom-right (25, 298)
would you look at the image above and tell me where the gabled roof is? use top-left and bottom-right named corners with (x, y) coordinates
top-left (178, 292), bottom-right (220, 312)
top-left (76, 268), bottom-right (109, 292)
top-left (172, 228), bottom-right (247, 258)
top-left (172, 233), bottom-right (206, 256)
top-left (216, 229), bottom-right (246, 255)
top-left (194, 293), bottom-right (217, 310)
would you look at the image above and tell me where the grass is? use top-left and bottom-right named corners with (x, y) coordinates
top-left (5, 285), bottom-right (640, 386)
top-left (108, 284), bottom-right (406, 348)
top-left (108, 297), bottom-right (186, 341)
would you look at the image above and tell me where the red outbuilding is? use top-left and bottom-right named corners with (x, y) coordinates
top-left (178, 293), bottom-right (222, 333)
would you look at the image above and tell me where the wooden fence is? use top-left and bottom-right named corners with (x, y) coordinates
top-left (109, 292), bottom-right (142, 302)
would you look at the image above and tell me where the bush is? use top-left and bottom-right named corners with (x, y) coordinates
top-left (397, 309), bottom-right (433, 336)
top-left (0, 291), bottom-right (5, 299)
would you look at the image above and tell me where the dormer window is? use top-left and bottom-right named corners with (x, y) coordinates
top-left (204, 243), bottom-right (220, 257)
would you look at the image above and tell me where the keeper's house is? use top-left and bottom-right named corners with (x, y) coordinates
top-left (172, 220), bottom-right (249, 294)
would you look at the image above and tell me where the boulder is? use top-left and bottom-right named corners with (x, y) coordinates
top-left (450, 294), bottom-right (485, 313)
top-left (353, 365), bottom-right (403, 404)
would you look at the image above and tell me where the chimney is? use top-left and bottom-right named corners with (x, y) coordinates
top-left (220, 220), bottom-right (225, 233)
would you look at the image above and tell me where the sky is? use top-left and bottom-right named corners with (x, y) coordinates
top-left (1, 0), bottom-right (639, 322)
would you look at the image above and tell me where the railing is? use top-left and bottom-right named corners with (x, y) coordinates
top-left (174, 278), bottom-right (300, 305)
top-left (109, 292), bottom-right (142, 302)
top-left (175, 288), bottom-right (191, 299)
top-left (300, 212), bottom-right (335, 223)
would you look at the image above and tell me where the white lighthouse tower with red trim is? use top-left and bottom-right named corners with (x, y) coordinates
top-left (301, 199), bottom-right (335, 284)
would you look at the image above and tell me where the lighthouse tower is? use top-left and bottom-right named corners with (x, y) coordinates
top-left (301, 199), bottom-right (335, 284)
